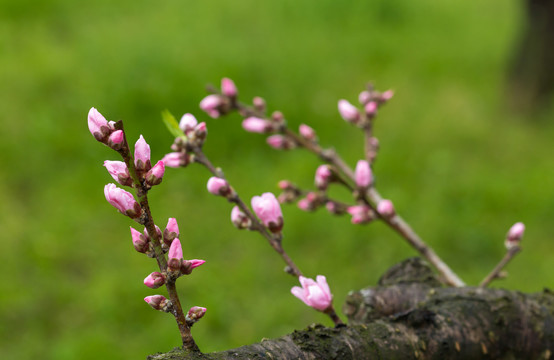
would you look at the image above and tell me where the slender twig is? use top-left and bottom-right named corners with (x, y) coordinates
top-left (114, 121), bottom-right (199, 352)
top-left (225, 98), bottom-right (466, 287)
top-left (479, 246), bottom-right (521, 288)
top-left (191, 146), bottom-right (303, 278)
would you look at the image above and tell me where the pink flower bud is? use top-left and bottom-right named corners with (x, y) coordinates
top-left (358, 91), bottom-right (371, 105)
top-left (162, 152), bottom-right (191, 168)
top-left (291, 275), bottom-right (333, 311)
top-left (163, 218), bottom-right (179, 246)
top-left (207, 177), bottom-right (230, 196)
top-left (181, 259), bottom-right (206, 275)
top-left (315, 165), bottom-right (333, 190)
top-left (278, 180), bottom-right (293, 190)
top-left (144, 272), bottom-right (166, 289)
top-left (242, 117), bottom-right (274, 133)
top-left (381, 90), bottom-right (394, 102)
top-left (505, 222), bottom-right (525, 249)
top-left (231, 206), bottom-right (251, 229)
top-left (326, 201), bottom-right (346, 215)
top-left (108, 130), bottom-right (124, 150)
top-left (179, 113), bottom-right (198, 133)
top-left (377, 199), bottom-right (395, 217)
top-left (130, 227), bottom-right (149, 253)
top-left (194, 122), bottom-right (207, 141)
top-left (143, 225), bottom-right (162, 241)
top-left (168, 238), bottom-right (183, 271)
top-left (253, 96), bottom-right (266, 112)
top-left (338, 100), bottom-right (360, 124)
top-left (297, 198), bottom-right (311, 211)
top-left (104, 161), bottom-right (132, 186)
top-left (134, 135), bottom-right (151, 172)
top-left (145, 160), bottom-right (165, 186)
top-left (355, 160), bottom-right (372, 188)
top-left (221, 77), bottom-right (238, 97)
top-left (144, 295), bottom-right (168, 311)
top-left (299, 124), bottom-right (316, 140)
top-left (186, 306), bottom-right (207, 324)
top-left (251, 192), bottom-right (283, 233)
top-left (365, 101), bottom-right (378, 117)
top-left (88, 107), bottom-right (112, 142)
top-left (104, 184), bottom-right (142, 219)
top-left (200, 94), bottom-right (224, 118)
top-left (266, 135), bottom-right (294, 150)
top-left (271, 111), bottom-right (284, 123)
top-left (168, 238), bottom-right (183, 260)
top-left (347, 205), bottom-right (374, 224)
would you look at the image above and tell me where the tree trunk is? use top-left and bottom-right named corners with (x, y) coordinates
top-left (148, 258), bottom-right (554, 360)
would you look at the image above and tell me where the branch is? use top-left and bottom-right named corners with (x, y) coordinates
top-left (148, 258), bottom-right (554, 360)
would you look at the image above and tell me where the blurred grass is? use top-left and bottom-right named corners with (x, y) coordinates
top-left (1, 0), bottom-right (553, 358)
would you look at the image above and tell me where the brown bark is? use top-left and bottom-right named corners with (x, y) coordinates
top-left (148, 258), bottom-right (554, 360)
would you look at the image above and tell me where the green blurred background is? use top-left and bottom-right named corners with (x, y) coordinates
top-left (1, 0), bottom-right (553, 358)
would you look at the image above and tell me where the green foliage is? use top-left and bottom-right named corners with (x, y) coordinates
top-left (1, 0), bottom-right (553, 359)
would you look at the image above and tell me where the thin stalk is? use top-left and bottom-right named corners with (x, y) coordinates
top-left (115, 121), bottom-right (199, 352)
top-left (479, 246), bottom-right (521, 288)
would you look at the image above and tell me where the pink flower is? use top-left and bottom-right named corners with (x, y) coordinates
top-left (505, 222), bottom-right (525, 249)
top-left (358, 91), bottom-right (371, 105)
top-left (179, 113), bottom-right (198, 133)
top-left (266, 135), bottom-right (294, 150)
top-left (134, 135), bottom-right (151, 171)
top-left (144, 272), bottom-right (165, 289)
top-left (347, 205), bottom-right (373, 224)
top-left (108, 130), bottom-right (124, 150)
top-left (186, 306), bottom-right (207, 323)
top-left (278, 180), bottom-right (293, 190)
top-left (377, 199), bottom-right (395, 218)
top-left (231, 206), bottom-right (251, 229)
top-left (251, 193), bottom-right (283, 233)
top-left (145, 160), bottom-right (165, 186)
top-left (88, 107), bottom-right (112, 141)
top-left (144, 295), bottom-right (168, 311)
top-left (299, 124), bottom-right (316, 140)
top-left (162, 152), bottom-right (185, 168)
top-left (242, 117), bottom-right (273, 133)
top-left (207, 177), bottom-right (230, 196)
top-left (355, 160), bottom-right (372, 188)
top-left (338, 100), bottom-right (360, 124)
top-left (169, 238), bottom-right (183, 260)
top-left (365, 101), bottom-right (378, 116)
top-left (104, 161), bottom-right (131, 186)
top-left (181, 259), bottom-right (206, 274)
top-left (291, 275), bottom-right (333, 311)
top-left (315, 165), bottom-right (332, 190)
top-left (221, 77), bottom-right (238, 97)
top-left (104, 184), bottom-right (141, 219)
top-left (163, 218), bottom-right (179, 245)
top-left (130, 227), bottom-right (148, 253)
top-left (200, 94), bottom-right (224, 118)
top-left (381, 90), bottom-right (394, 102)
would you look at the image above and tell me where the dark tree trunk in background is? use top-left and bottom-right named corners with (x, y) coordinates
top-left (507, 0), bottom-right (554, 112)
top-left (148, 258), bottom-right (554, 360)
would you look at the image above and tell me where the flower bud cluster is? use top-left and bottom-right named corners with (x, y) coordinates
top-left (163, 113), bottom-right (207, 169)
top-left (277, 180), bottom-right (302, 204)
top-left (87, 107), bottom-right (124, 150)
top-left (338, 86), bottom-right (393, 127)
top-left (297, 192), bottom-right (324, 212)
top-left (199, 78), bottom-right (237, 118)
top-left (347, 205), bottom-right (376, 225)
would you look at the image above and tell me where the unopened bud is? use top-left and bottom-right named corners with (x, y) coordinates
top-left (221, 77), bottom-right (238, 98)
top-left (358, 91), bottom-right (372, 105)
top-left (131, 227), bottom-right (149, 253)
top-left (104, 160), bottom-right (132, 187)
top-left (266, 135), bottom-right (295, 150)
top-left (347, 205), bottom-right (375, 224)
top-left (231, 205), bottom-right (251, 229)
top-left (144, 295), bottom-right (169, 311)
top-left (365, 101), bottom-right (378, 117)
top-left (377, 199), bottom-right (395, 218)
top-left (505, 222), bottom-right (525, 249)
top-left (299, 124), bottom-right (316, 141)
top-left (162, 152), bottom-right (192, 168)
top-left (186, 306), bottom-right (207, 325)
top-left (108, 130), bottom-right (124, 150)
top-left (355, 160), bottom-right (372, 189)
top-left (253, 96), bottom-right (266, 112)
top-left (180, 259), bottom-right (206, 275)
top-left (144, 272), bottom-right (166, 289)
top-left (134, 135), bottom-right (152, 173)
top-left (315, 165), bottom-right (333, 190)
top-left (145, 160), bottom-right (165, 186)
top-left (242, 117), bottom-right (274, 133)
top-left (207, 177), bottom-right (231, 197)
top-left (338, 100), bottom-right (360, 124)
top-left (163, 218), bottom-right (179, 246)
top-left (200, 94), bottom-right (225, 118)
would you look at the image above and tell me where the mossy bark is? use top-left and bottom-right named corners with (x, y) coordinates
top-left (148, 258), bottom-right (554, 360)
